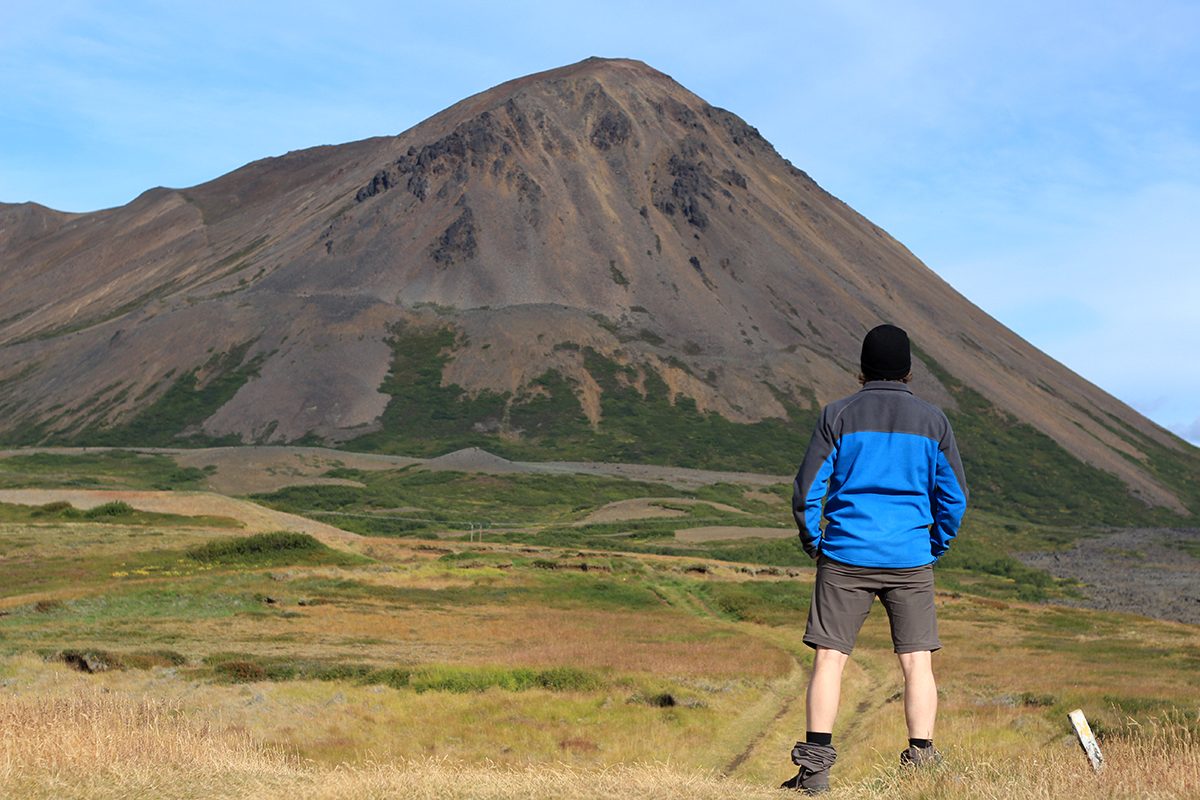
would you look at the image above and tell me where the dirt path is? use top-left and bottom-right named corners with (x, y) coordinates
top-left (1018, 527), bottom-right (1200, 625)
top-left (722, 657), bottom-right (807, 776)
top-left (0, 488), bottom-right (359, 544)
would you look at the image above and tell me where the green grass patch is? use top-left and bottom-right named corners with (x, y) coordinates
top-left (287, 568), bottom-right (661, 612)
top-left (917, 346), bottom-right (1191, 526)
top-left (343, 324), bottom-right (820, 473)
top-left (405, 664), bottom-right (601, 693)
top-left (699, 579), bottom-right (812, 625)
top-left (1169, 534), bottom-right (1200, 560)
top-left (252, 468), bottom-right (692, 530)
top-left (203, 651), bottom-right (602, 692)
top-left (0, 500), bottom-right (240, 529)
top-left (0, 451), bottom-right (211, 490)
top-left (65, 342), bottom-right (265, 447)
top-left (0, 584), bottom-right (279, 651)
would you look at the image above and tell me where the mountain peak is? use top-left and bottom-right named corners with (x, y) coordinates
top-left (475, 56), bottom-right (678, 97)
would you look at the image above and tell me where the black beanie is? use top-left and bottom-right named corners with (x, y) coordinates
top-left (860, 324), bottom-right (911, 380)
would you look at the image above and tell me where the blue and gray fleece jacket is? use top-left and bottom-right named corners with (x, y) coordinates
top-left (792, 381), bottom-right (969, 568)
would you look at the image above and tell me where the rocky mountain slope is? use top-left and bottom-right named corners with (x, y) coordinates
top-left (0, 57), bottom-right (1195, 521)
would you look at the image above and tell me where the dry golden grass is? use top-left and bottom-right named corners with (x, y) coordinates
top-left (76, 590), bottom-right (791, 678)
top-left (0, 653), bottom-right (782, 770)
top-left (2, 687), bottom-right (1196, 799)
top-left (0, 687), bottom-right (785, 799)
top-left (829, 719), bottom-right (1200, 799)
top-left (0, 688), bottom-right (300, 799)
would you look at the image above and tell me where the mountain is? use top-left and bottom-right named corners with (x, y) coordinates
top-left (0, 57), bottom-right (1195, 523)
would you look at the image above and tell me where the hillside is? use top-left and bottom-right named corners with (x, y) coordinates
top-left (0, 57), bottom-right (1196, 523)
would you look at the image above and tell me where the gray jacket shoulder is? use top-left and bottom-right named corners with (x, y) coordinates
top-left (824, 386), bottom-right (952, 442)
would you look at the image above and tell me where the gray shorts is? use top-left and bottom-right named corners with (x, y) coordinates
top-left (803, 556), bottom-right (941, 655)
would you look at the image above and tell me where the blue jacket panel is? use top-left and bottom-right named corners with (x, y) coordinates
top-left (793, 382), bottom-right (968, 568)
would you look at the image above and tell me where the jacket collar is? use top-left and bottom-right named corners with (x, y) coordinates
top-left (860, 380), bottom-right (913, 394)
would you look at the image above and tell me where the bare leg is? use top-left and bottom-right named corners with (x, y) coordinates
top-left (897, 650), bottom-right (936, 739)
top-left (806, 646), bottom-right (850, 732)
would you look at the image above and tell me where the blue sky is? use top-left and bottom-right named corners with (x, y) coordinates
top-left (2, 1), bottom-right (1197, 444)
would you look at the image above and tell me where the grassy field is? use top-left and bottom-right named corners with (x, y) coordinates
top-left (248, 465), bottom-right (1083, 603)
top-left (0, 449), bottom-right (1197, 798)
top-left (0, 450), bottom-right (213, 490)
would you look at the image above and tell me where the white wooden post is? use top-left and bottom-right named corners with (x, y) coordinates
top-left (1068, 709), bottom-right (1104, 772)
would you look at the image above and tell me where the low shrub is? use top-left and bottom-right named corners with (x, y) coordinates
top-left (363, 668), bottom-right (414, 690)
top-left (84, 501), bottom-right (136, 518)
top-left (406, 665), bottom-right (601, 693)
top-left (197, 655), bottom-right (601, 693)
top-left (214, 660), bottom-right (268, 682)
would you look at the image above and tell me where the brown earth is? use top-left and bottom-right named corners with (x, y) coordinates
top-left (579, 497), bottom-right (745, 524)
top-left (0, 57), bottom-right (1190, 512)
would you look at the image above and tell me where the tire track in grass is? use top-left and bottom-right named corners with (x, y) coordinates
top-left (722, 655), bottom-right (807, 775)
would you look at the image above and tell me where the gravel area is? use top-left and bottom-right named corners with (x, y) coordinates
top-left (1017, 528), bottom-right (1200, 625)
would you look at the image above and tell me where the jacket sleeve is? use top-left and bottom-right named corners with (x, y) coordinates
top-left (792, 408), bottom-right (836, 558)
top-left (930, 420), bottom-right (968, 559)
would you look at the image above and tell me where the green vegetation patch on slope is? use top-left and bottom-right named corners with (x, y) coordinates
top-left (341, 323), bottom-right (1197, 526)
top-left (916, 346), bottom-right (1187, 526)
top-left (345, 324), bottom-right (818, 473)
top-left (345, 327), bottom-right (509, 456)
top-left (1085, 408), bottom-right (1200, 518)
top-left (67, 342), bottom-right (265, 447)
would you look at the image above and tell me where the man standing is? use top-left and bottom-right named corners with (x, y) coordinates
top-left (783, 324), bottom-right (968, 794)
